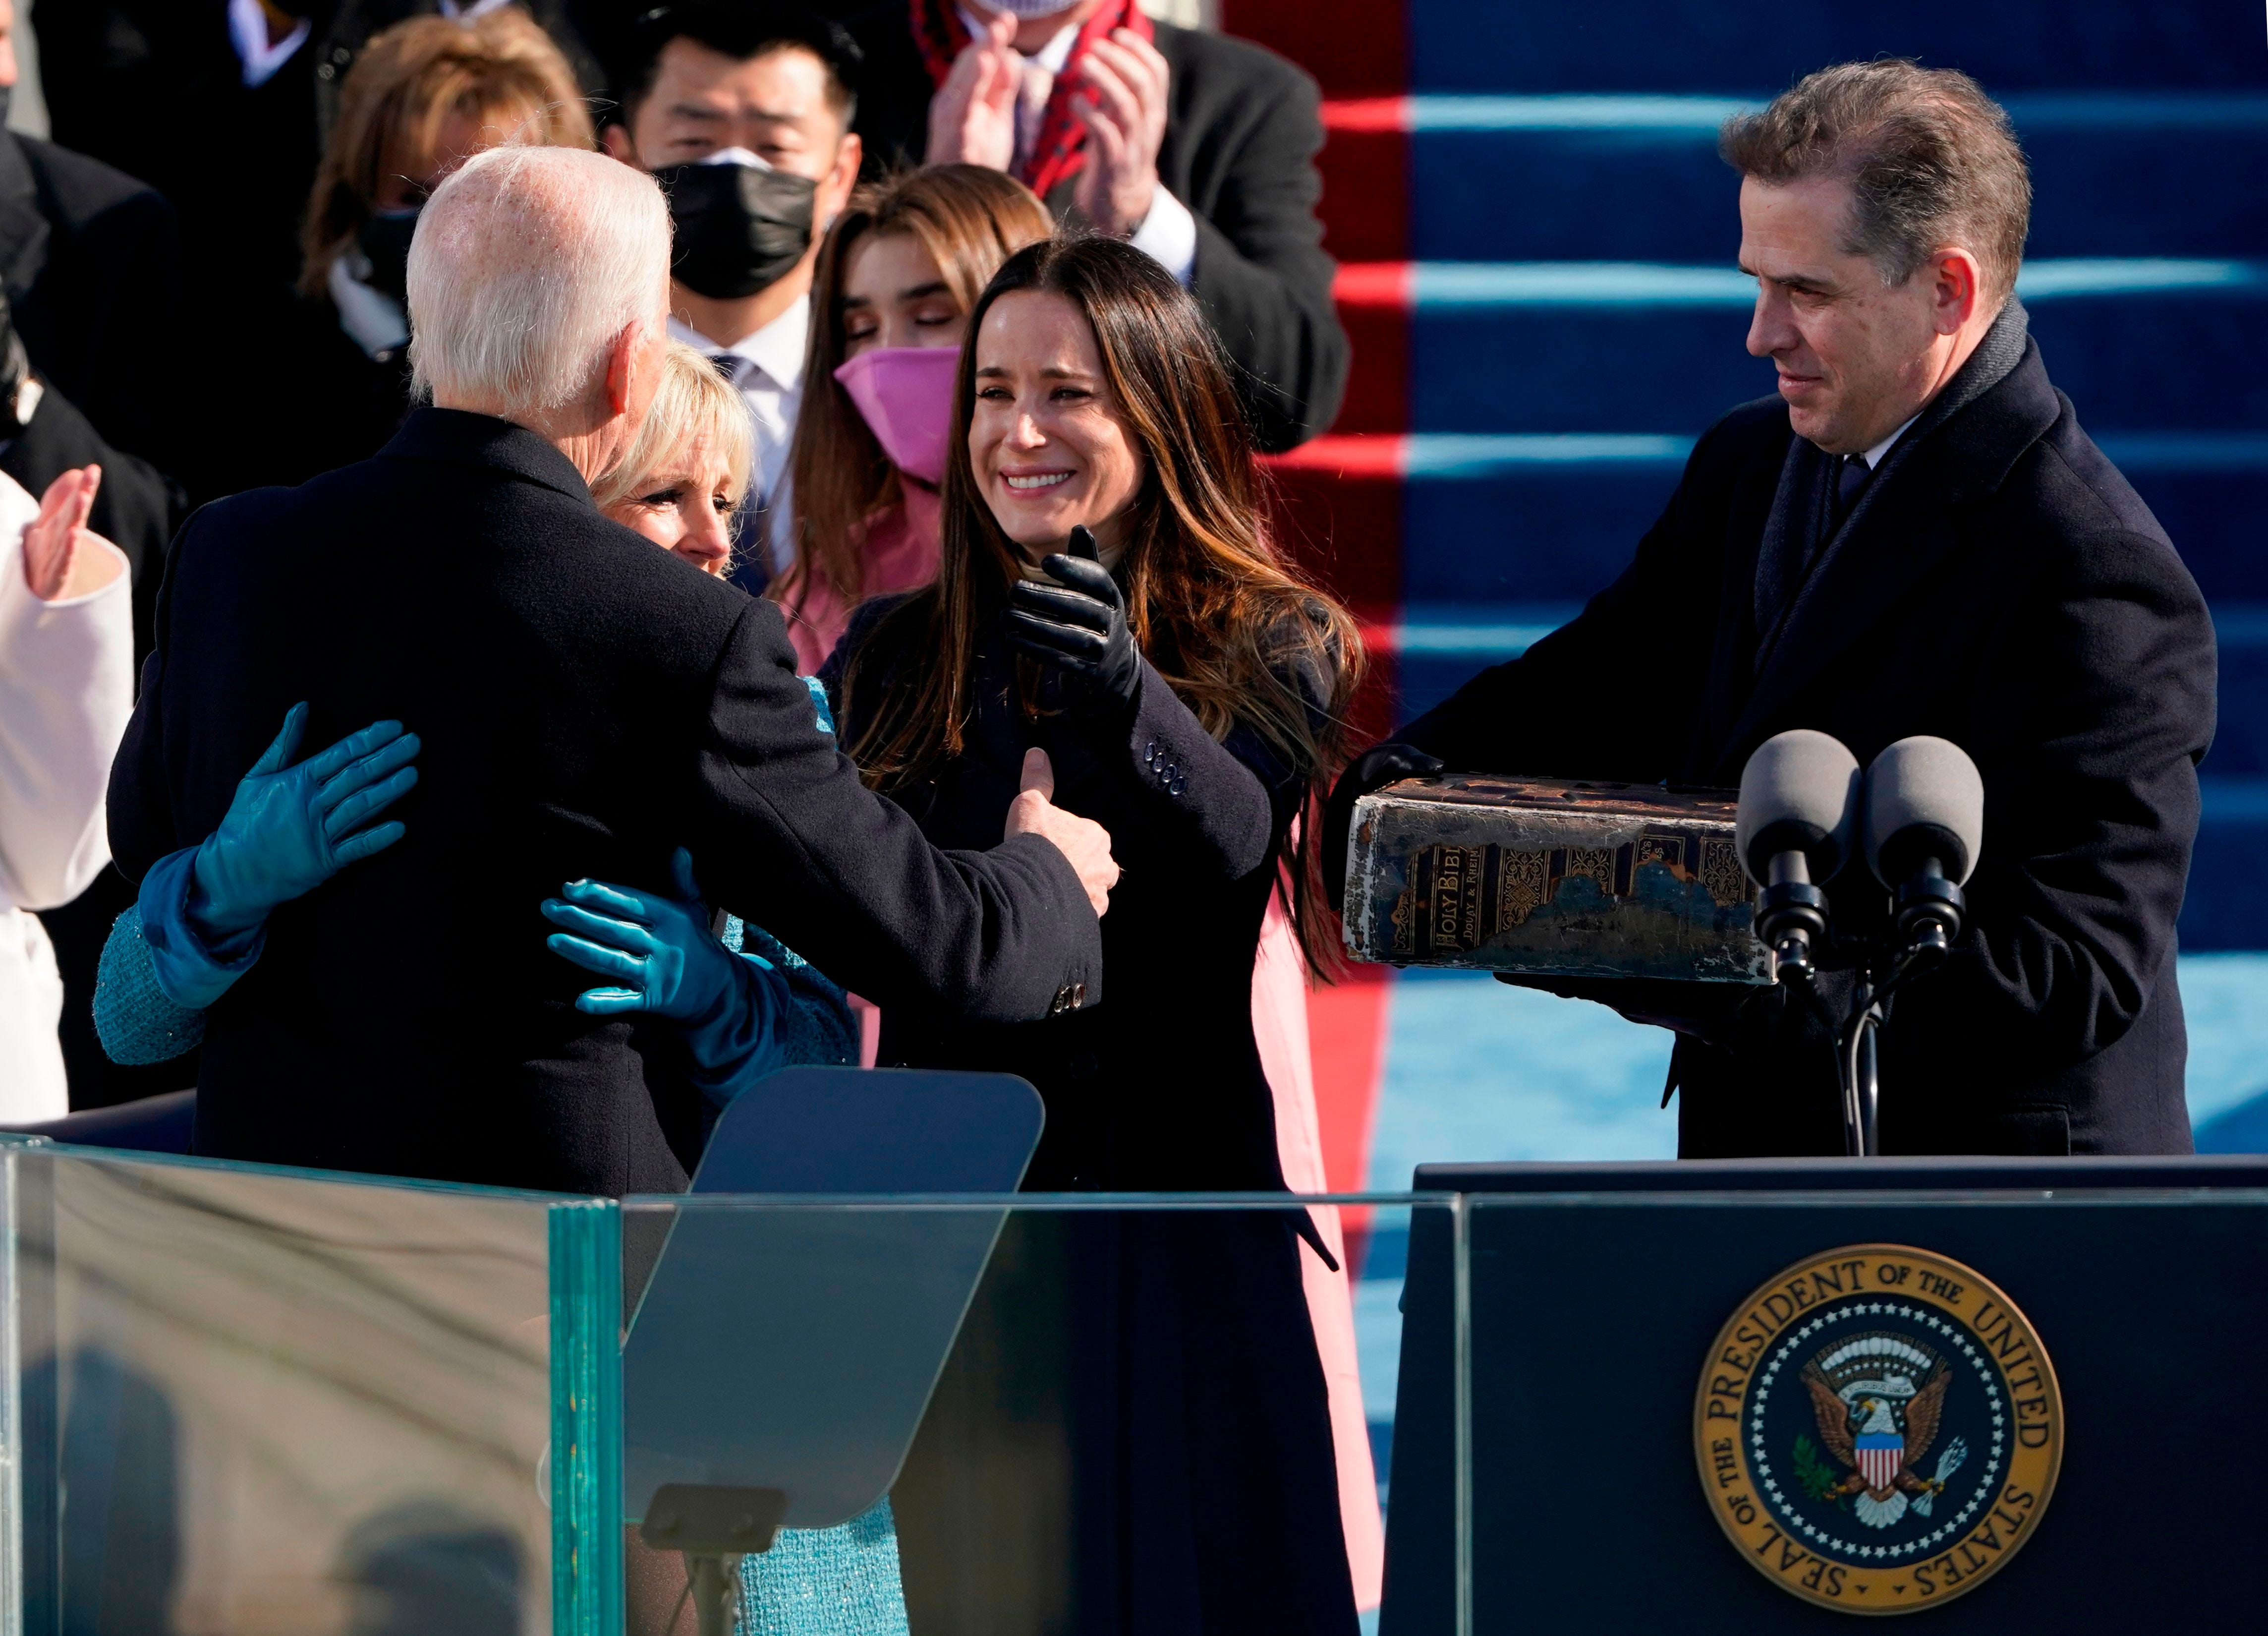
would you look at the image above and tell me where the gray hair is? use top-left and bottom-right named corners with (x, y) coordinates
top-left (408, 145), bottom-right (670, 416)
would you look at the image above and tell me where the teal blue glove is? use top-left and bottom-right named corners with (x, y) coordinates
top-left (187, 703), bottom-right (421, 938)
top-left (542, 848), bottom-right (740, 1020)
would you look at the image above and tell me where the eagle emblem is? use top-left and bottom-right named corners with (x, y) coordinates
top-left (1799, 1332), bottom-right (1970, 1529)
top-left (1695, 1245), bottom-right (2064, 1613)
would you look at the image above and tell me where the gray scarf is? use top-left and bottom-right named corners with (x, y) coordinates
top-left (1752, 299), bottom-right (2032, 666)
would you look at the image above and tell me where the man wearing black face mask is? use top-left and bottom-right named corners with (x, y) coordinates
top-left (602, 1), bottom-right (863, 591)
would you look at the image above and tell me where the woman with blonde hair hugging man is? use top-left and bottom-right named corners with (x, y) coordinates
top-left (95, 337), bottom-right (849, 1076)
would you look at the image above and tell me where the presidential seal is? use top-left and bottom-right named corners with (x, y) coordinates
top-left (1693, 1244), bottom-right (2062, 1615)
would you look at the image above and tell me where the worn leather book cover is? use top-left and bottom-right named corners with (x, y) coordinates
top-left (1345, 776), bottom-right (1770, 983)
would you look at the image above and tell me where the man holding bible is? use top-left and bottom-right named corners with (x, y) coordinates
top-left (1331, 61), bottom-right (2215, 1159)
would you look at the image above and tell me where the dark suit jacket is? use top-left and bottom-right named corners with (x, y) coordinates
top-left (1398, 340), bottom-right (2216, 1159)
top-left (0, 130), bottom-right (179, 467)
top-left (109, 409), bottom-right (1102, 1195)
top-left (0, 381), bottom-right (181, 655)
top-left (843, 7), bottom-right (1347, 452)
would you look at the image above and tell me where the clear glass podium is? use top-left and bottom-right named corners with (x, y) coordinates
top-left (0, 1136), bottom-right (1466, 1635)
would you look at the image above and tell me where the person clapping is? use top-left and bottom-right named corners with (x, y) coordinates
top-left (0, 465), bottom-right (131, 1117)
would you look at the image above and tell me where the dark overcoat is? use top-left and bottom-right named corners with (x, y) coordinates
top-left (107, 409), bottom-right (1102, 1194)
top-left (843, 6), bottom-right (1348, 452)
top-left (826, 589), bottom-right (1360, 1634)
top-left (1399, 339), bottom-right (2217, 1158)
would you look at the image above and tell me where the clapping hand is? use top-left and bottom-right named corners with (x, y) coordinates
top-left (926, 9), bottom-right (1019, 171)
top-left (21, 466), bottom-right (124, 603)
top-left (188, 704), bottom-right (422, 936)
top-left (1074, 27), bottom-right (1170, 237)
top-left (542, 848), bottom-right (741, 1020)
top-left (1006, 526), bottom-right (1141, 713)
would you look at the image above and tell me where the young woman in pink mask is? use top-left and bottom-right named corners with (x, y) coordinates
top-left (770, 164), bottom-right (1051, 672)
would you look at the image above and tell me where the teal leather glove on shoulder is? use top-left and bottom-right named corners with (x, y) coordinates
top-left (188, 703), bottom-right (421, 938)
top-left (543, 848), bottom-right (796, 1106)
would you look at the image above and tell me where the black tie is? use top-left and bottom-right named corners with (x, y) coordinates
top-left (1833, 453), bottom-right (1873, 528)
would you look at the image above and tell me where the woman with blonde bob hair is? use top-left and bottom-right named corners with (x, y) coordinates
top-left (592, 341), bottom-right (754, 578)
top-left (247, 11), bottom-right (593, 489)
top-left (771, 164), bottom-right (1051, 671)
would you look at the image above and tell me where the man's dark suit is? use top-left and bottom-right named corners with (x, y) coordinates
top-left (108, 409), bottom-right (1103, 1195)
top-left (1394, 337), bottom-right (2215, 1158)
top-left (0, 129), bottom-right (178, 467)
top-left (843, 7), bottom-right (1348, 452)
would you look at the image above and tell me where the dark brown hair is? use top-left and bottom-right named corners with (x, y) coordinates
top-left (1719, 60), bottom-right (2031, 300)
top-left (300, 10), bottom-right (593, 296)
top-left (843, 234), bottom-right (1365, 975)
top-left (771, 165), bottom-right (1051, 614)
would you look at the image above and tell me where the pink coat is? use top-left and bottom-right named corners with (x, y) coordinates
top-left (778, 484), bottom-right (944, 676)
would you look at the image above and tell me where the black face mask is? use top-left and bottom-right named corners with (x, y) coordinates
top-left (357, 209), bottom-right (420, 304)
top-left (656, 161), bottom-right (817, 301)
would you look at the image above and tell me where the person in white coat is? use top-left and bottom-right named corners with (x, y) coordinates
top-left (0, 464), bottom-right (133, 1119)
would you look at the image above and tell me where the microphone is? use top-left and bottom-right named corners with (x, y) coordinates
top-left (1863, 737), bottom-right (1984, 964)
top-left (1736, 730), bottom-right (1862, 982)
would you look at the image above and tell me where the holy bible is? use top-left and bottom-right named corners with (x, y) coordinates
top-left (1345, 776), bottom-right (1771, 983)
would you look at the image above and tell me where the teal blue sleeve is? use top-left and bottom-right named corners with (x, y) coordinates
top-left (93, 904), bottom-right (211, 1066)
top-left (718, 915), bottom-right (859, 1073)
top-left (737, 1497), bottom-right (906, 1636)
top-left (139, 843), bottom-right (265, 1009)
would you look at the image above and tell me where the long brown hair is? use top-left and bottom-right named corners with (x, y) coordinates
top-left (299, 10), bottom-right (594, 296)
top-left (844, 234), bottom-right (1365, 974)
top-left (772, 165), bottom-right (1052, 614)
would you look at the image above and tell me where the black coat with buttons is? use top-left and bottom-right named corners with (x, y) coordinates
top-left (824, 585), bottom-right (1323, 1191)
top-left (827, 585), bottom-right (1361, 1635)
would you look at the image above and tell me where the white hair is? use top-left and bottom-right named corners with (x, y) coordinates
top-left (407, 145), bottom-right (670, 417)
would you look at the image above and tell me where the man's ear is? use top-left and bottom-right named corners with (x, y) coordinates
top-left (603, 320), bottom-right (643, 417)
top-left (601, 122), bottom-right (640, 166)
top-left (821, 131), bottom-right (864, 217)
top-left (1931, 248), bottom-right (1983, 336)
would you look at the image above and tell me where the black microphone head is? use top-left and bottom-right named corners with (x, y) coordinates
top-left (1864, 736), bottom-right (1984, 886)
top-left (1735, 730), bottom-right (1861, 883)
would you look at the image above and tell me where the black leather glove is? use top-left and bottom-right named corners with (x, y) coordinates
top-left (1006, 526), bottom-right (1141, 714)
top-left (1323, 741), bottom-right (1446, 913)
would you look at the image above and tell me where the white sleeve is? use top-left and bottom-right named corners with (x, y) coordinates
top-left (0, 472), bottom-right (135, 912)
top-left (1127, 187), bottom-right (1199, 287)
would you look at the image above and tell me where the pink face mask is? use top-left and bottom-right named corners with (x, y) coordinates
top-left (833, 346), bottom-right (961, 486)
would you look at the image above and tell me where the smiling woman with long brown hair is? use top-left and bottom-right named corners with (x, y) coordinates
top-left (820, 232), bottom-right (1365, 1629)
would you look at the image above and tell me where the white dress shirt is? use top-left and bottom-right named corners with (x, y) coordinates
top-left (0, 471), bottom-right (133, 1119)
top-left (1859, 413), bottom-right (1922, 470)
top-left (671, 300), bottom-right (808, 508)
top-left (955, 7), bottom-right (1198, 286)
top-left (671, 300), bottom-right (811, 565)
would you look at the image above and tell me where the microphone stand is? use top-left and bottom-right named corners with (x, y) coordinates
top-left (1834, 866), bottom-right (1965, 1158)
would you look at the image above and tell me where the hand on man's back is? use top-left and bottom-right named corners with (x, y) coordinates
top-left (1006, 748), bottom-right (1119, 917)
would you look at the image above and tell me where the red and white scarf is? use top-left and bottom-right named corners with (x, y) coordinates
top-left (910, 0), bottom-right (1154, 202)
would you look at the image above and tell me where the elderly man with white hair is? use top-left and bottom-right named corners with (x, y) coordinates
top-left (105, 145), bottom-right (1118, 1194)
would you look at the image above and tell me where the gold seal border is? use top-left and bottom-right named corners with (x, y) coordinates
top-left (1693, 1242), bottom-right (2064, 1617)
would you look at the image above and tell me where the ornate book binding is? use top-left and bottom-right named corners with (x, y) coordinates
top-left (1350, 776), bottom-right (1769, 984)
